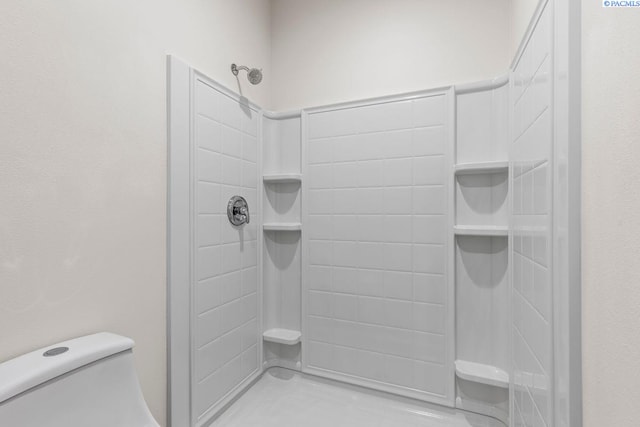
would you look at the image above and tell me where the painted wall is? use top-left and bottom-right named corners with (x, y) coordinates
top-left (270, 0), bottom-right (511, 111)
top-left (0, 1), bottom-right (271, 425)
top-left (582, 3), bottom-right (640, 427)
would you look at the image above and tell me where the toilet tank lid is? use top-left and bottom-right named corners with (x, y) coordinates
top-left (0, 332), bottom-right (134, 404)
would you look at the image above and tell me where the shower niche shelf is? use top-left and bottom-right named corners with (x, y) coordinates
top-left (453, 80), bottom-right (510, 424)
top-left (455, 360), bottom-right (509, 388)
top-left (454, 225), bottom-right (508, 237)
top-left (455, 172), bottom-right (508, 228)
top-left (263, 223), bottom-right (302, 232)
top-left (262, 113), bottom-right (303, 372)
top-left (263, 173), bottom-right (302, 184)
top-left (263, 328), bottom-right (302, 345)
top-left (454, 161), bottom-right (508, 176)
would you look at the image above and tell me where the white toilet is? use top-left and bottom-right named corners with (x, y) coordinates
top-left (0, 332), bottom-right (160, 427)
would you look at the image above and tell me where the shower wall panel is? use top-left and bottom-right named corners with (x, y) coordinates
top-left (192, 78), bottom-right (260, 424)
top-left (304, 92), bottom-right (453, 404)
top-left (510, 4), bottom-right (553, 427)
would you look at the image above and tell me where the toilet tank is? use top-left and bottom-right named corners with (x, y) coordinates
top-left (0, 332), bottom-right (159, 427)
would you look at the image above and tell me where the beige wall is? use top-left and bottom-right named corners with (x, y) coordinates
top-left (270, 0), bottom-right (511, 111)
top-left (582, 3), bottom-right (640, 426)
top-left (0, 1), bottom-right (271, 425)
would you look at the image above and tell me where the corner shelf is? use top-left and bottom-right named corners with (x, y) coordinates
top-left (454, 161), bottom-right (508, 176)
top-left (262, 115), bottom-right (303, 370)
top-left (455, 360), bottom-right (509, 388)
top-left (263, 173), bottom-right (302, 184)
top-left (263, 328), bottom-right (302, 345)
top-left (454, 225), bottom-right (508, 237)
top-left (263, 223), bottom-right (302, 232)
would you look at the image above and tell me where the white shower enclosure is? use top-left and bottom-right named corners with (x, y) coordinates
top-left (168, 1), bottom-right (581, 426)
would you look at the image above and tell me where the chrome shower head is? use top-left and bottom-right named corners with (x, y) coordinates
top-left (231, 63), bottom-right (263, 85)
top-left (247, 68), bottom-right (263, 85)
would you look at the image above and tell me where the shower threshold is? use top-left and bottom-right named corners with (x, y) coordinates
top-left (211, 368), bottom-right (505, 427)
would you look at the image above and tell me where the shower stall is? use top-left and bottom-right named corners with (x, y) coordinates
top-left (168, 1), bottom-right (581, 426)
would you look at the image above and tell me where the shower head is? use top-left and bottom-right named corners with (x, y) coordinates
top-left (231, 63), bottom-right (263, 85)
top-left (247, 68), bottom-right (263, 85)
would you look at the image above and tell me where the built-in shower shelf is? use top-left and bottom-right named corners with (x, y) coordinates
top-left (455, 360), bottom-right (509, 388)
top-left (263, 328), bottom-right (302, 345)
top-left (454, 161), bottom-right (508, 175)
top-left (263, 223), bottom-right (302, 231)
top-left (263, 173), bottom-right (302, 184)
top-left (454, 225), bottom-right (508, 237)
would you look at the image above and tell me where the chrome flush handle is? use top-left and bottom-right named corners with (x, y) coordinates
top-left (227, 196), bottom-right (250, 226)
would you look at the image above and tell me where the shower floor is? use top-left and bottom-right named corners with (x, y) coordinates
top-left (212, 368), bottom-right (505, 427)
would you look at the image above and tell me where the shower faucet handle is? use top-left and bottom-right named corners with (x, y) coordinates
top-left (227, 196), bottom-right (250, 226)
top-left (238, 206), bottom-right (250, 224)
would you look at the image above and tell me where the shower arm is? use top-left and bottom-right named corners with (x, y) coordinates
top-left (231, 64), bottom-right (250, 76)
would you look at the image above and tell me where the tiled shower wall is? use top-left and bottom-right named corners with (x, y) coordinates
top-left (510, 4), bottom-right (553, 427)
top-left (192, 78), bottom-right (260, 422)
top-left (305, 93), bottom-right (452, 402)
